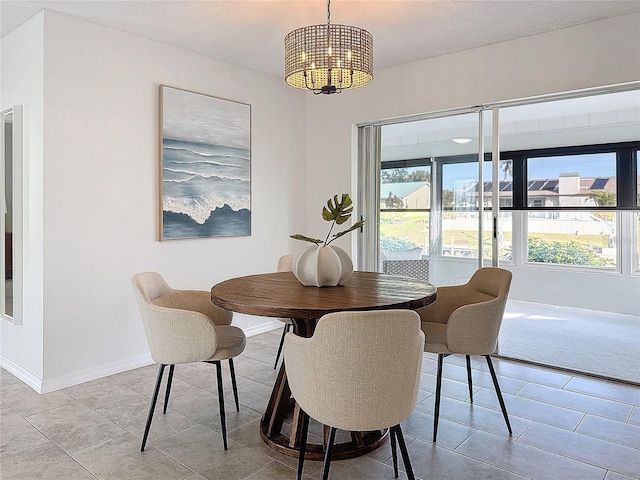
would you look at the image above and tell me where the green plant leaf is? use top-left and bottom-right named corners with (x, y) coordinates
top-left (289, 234), bottom-right (323, 245)
top-left (322, 194), bottom-right (353, 225)
top-left (291, 194), bottom-right (364, 247)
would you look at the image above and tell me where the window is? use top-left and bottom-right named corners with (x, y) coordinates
top-left (380, 164), bottom-right (431, 257)
top-left (367, 89), bottom-right (639, 278)
top-left (526, 211), bottom-right (616, 268)
top-left (527, 152), bottom-right (616, 208)
top-left (441, 161), bottom-right (481, 258)
top-left (495, 159), bottom-right (514, 208)
top-left (521, 150), bottom-right (623, 269)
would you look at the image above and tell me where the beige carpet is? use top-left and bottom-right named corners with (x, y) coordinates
top-left (498, 300), bottom-right (640, 384)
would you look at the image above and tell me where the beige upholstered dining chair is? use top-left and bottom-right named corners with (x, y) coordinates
top-left (416, 267), bottom-right (513, 442)
top-left (285, 310), bottom-right (424, 480)
top-left (273, 254), bottom-right (295, 369)
top-left (131, 272), bottom-right (246, 451)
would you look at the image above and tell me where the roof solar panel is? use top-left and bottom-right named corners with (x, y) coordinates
top-left (591, 178), bottom-right (608, 190)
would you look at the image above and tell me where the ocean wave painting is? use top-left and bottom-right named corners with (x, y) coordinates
top-left (160, 86), bottom-right (251, 240)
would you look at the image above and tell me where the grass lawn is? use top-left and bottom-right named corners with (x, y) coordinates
top-left (380, 211), bottom-right (613, 254)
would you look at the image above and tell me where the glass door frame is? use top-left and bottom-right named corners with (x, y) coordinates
top-left (356, 82), bottom-right (640, 275)
top-left (357, 108), bottom-right (502, 274)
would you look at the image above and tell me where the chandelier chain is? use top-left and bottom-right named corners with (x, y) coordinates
top-left (327, 0), bottom-right (331, 26)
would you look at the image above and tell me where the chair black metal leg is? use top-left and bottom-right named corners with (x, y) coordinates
top-left (433, 354), bottom-right (444, 442)
top-left (229, 358), bottom-right (240, 412)
top-left (163, 364), bottom-right (175, 414)
top-left (141, 364), bottom-right (165, 452)
top-left (297, 411), bottom-right (310, 480)
top-left (485, 355), bottom-right (512, 435)
top-left (321, 426), bottom-right (337, 480)
top-left (466, 355), bottom-right (473, 403)
top-left (214, 360), bottom-right (228, 450)
top-left (390, 426), bottom-right (398, 478)
top-left (393, 424), bottom-right (415, 480)
top-left (274, 322), bottom-right (291, 369)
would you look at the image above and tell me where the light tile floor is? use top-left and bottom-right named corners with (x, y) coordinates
top-left (1, 328), bottom-right (639, 480)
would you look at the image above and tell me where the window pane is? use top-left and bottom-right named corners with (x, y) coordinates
top-left (637, 153), bottom-right (640, 205)
top-left (442, 162), bottom-right (478, 210)
top-left (380, 211), bottom-right (429, 256)
top-left (381, 166), bottom-right (431, 209)
top-left (526, 211), bottom-right (616, 268)
top-left (498, 212), bottom-right (513, 263)
top-left (442, 211), bottom-right (479, 257)
top-left (441, 211), bottom-right (498, 259)
top-left (494, 160), bottom-right (514, 208)
top-left (443, 161), bottom-right (513, 210)
top-left (527, 153), bottom-right (616, 207)
top-left (480, 160), bottom-right (514, 209)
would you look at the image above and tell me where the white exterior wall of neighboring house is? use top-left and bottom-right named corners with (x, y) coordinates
top-left (559, 173), bottom-right (582, 206)
top-left (404, 185), bottom-right (430, 209)
top-left (380, 182), bottom-right (430, 209)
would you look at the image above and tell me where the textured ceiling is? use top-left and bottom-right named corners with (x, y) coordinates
top-left (3, 0), bottom-right (640, 78)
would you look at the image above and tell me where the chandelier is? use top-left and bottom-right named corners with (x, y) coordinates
top-left (284, 0), bottom-right (373, 94)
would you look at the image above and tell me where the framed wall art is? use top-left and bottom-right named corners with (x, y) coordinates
top-left (160, 85), bottom-right (251, 240)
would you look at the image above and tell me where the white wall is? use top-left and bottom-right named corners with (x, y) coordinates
top-left (305, 13), bottom-right (640, 316)
top-left (3, 11), bottom-right (308, 392)
top-left (0, 14), bottom-right (45, 385)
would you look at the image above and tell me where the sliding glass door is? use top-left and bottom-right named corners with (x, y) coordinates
top-left (357, 86), bottom-right (640, 382)
top-left (366, 110), bottom-right (503, 288)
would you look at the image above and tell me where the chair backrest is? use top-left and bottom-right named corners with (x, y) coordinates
top-left (132, 272), bottom-right (218, 364)
top-left (132, 271), bottom-right (173, 303)
top-left (284, 309), bottom-right (424, 432)
top-left (466, 267), bottom-right (511, 303)
top-left (446, 267), bottom-right (512, 355)
top-left (277, 254), bottom-right (295, 272)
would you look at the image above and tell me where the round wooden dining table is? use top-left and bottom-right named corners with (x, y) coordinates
top-left (211, 270), bottom-right (437, 460)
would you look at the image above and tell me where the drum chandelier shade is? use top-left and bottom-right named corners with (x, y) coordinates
top-left (284, 0), bottom-right (373, 95)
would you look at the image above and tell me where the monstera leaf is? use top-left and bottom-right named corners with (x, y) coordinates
top-left (291, 193), bottom-right (365, 247)
top-left (290, 234), bottom-right (323, 245)
top-left (322, 194), bottom-right (353, 225)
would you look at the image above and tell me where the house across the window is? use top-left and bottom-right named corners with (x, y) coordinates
top-left (452, 174), bottom-right (621, 209)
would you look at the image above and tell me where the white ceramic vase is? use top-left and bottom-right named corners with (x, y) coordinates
top-left (292, 245), bottom-right (354, 287)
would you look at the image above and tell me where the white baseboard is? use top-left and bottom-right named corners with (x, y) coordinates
top-left (38, 355), bottom-right (154, 394)
top-left (242, 319), bottom-right (283, 337)
top-left (1, 354), bottom-right (154, 394)
top-left (0, 355), bottom-right (43, 393)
